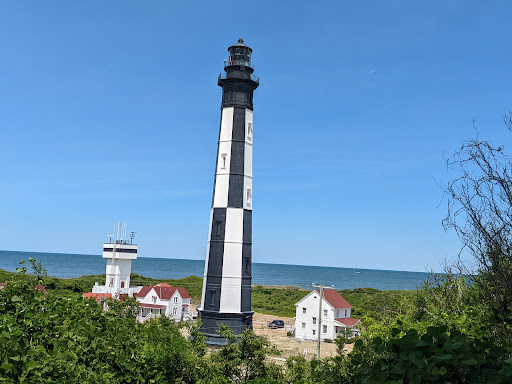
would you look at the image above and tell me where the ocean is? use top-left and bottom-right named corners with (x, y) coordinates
top-left (0, 250), bottom-right (429, 291)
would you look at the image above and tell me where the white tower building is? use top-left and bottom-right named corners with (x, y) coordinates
top-left (92, 223), bottom-right (140, 297)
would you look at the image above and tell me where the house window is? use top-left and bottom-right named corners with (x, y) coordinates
top-left (174, 296), bottom-right (178, 303)
top-left (312, 329), bottom-right (316, 336)
top-left (152, 296), bottom-right (156, 304)
top-left (323, 309), bottom-right (328, 317)
top-left (220, 153), bottom-right (227, 169)
top-left (302, 307), bottom-right (306, 314)
top-left (173, 308), bottom-right (177, 315)
top-left (345, 310), bottom-right (347, 317)
top-left (323, 325), bottom-right (327, 333)
top-left (302, 322), bottom-right (306, 329)
top-left (312, 317), bottom-right (317, 325)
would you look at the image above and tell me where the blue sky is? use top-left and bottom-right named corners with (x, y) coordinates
top-left (1, 1), bottom-right (511, 272)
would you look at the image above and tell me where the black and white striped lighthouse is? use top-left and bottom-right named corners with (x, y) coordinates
top-left (198, 38), bottom-right (259, 345)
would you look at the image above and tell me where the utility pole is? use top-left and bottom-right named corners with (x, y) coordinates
top-left (312, 283), bottom-right (324, 359)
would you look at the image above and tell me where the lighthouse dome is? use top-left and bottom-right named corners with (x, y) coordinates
top-left (227, 38), bottom-right (253, 68)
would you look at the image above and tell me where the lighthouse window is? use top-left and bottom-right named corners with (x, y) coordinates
top-left (247, 122), bottom-right (252, 141)
top-left (215, 221), bottom-right (222, 236)
top-left (210, 290), bottom-right (216, 307)
top-left (244, 256), bottom-right (250, 274)
top-left (246, 188), bottom-right (252, 207)
top-left (221, 153), bottom-right (227, 169)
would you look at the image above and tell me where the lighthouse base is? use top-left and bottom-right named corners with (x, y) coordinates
top-left (198, 310), bottom-right (254, 346)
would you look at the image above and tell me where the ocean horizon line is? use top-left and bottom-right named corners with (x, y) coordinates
top-left (0, 248), bottom-right (428, 275)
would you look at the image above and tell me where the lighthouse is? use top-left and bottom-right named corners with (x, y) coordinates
top-left (198, 38), bottom-right (259, 345)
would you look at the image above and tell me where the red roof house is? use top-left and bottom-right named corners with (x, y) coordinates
top-left (295, 289), bottom-right (360, 341)
top-left (134, 283), bottom-right (192, 322)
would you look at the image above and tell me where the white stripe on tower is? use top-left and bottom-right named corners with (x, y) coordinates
top-left (219, 207), bottom-right (244, 312)
top-left (213, 107), bottom-right (234, 208)
top-left (243, 109), bottom-right (253, 210)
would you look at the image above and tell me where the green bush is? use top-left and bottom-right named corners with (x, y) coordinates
top-left (348, 325), bottom-right (512, 384)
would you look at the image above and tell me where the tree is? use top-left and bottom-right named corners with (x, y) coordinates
top-left (442, 114), bottom-right (512, 337)
top-left (211, 324), bottom-right (282, 383)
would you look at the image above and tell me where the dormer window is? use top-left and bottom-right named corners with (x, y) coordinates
top-left (174, 296), bottom-right (178, 303)
top-left (152, 296), bottom-right (157, 304)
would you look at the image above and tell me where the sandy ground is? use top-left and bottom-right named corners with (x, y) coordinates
top-left (188, 306), bottom-right (352, 361)
top-left (252, 312), bottom-right (353, 361)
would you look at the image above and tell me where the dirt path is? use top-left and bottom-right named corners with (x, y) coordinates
top-left (252, 312), bottom-right (353, 361)
top-left (189, 306), bottom-right (352, 361)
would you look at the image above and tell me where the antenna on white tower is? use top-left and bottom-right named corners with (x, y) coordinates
top-left (99, 222), bottom-right (138, 297)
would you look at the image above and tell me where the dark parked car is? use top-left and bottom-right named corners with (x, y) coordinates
top-left (268, 319), bottom-right (285, 329)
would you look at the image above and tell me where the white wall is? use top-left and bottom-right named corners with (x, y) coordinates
top-left (105, 259), bottom-right (133, 290)
top-left (136, 288), bottom-right (187, 321)
top-left (295, 292), bottom-right (349, 341)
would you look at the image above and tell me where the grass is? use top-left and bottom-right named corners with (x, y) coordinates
top-left (0, 268), bottom-right (417, 320)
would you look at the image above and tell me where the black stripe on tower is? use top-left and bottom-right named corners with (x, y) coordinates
top-left (220, 82), bottom-right (256, 110)
top-left (205, 207), bottom-right (227, 311)
top-left (241, 209), bottom-right (252, 312)
top-left (227, 107), bottom-right (246, 207)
